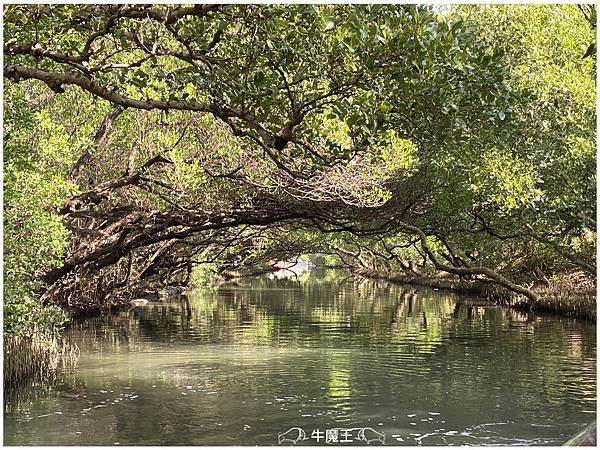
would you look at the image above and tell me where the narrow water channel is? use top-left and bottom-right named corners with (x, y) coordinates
top-left (4, 272), bottom-right (596, 445)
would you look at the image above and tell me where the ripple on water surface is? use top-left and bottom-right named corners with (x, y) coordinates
top-left (4, 275), bottom-right (596, 445)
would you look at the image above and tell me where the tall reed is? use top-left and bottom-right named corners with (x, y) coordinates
top-left (3, 330), bottom-right (79, 390)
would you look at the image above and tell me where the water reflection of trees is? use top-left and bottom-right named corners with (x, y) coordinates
top-left (65, 276), bottom-right (596, 369)
top-left (6, 275), bottom-right (596, 445)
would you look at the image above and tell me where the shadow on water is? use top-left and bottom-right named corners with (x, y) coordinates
top-left (4, 271), bottom-right (596, 445)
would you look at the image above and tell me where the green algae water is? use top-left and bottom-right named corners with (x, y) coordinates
top-left (4, 273), bottom-right (596, 445)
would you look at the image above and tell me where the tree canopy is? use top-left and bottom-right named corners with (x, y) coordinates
top-left (3, 4), bottom-right (596, 331)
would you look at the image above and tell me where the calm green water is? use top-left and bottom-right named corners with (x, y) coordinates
top-left (4, 273), bottom-right (597, 445)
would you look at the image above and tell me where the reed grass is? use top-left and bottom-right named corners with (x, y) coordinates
top-left (3, 331), bottom-right (79, 391)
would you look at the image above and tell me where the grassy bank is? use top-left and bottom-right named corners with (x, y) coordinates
top-left (355, 269), bottom-right (596, 322)
top-left (3, 333), bottom-right (79, 391)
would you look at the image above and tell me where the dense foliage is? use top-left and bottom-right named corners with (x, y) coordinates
top-left (3, 4), bottom-right (596, 334)
top-left (4, 83), bottom-right (75, 334)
